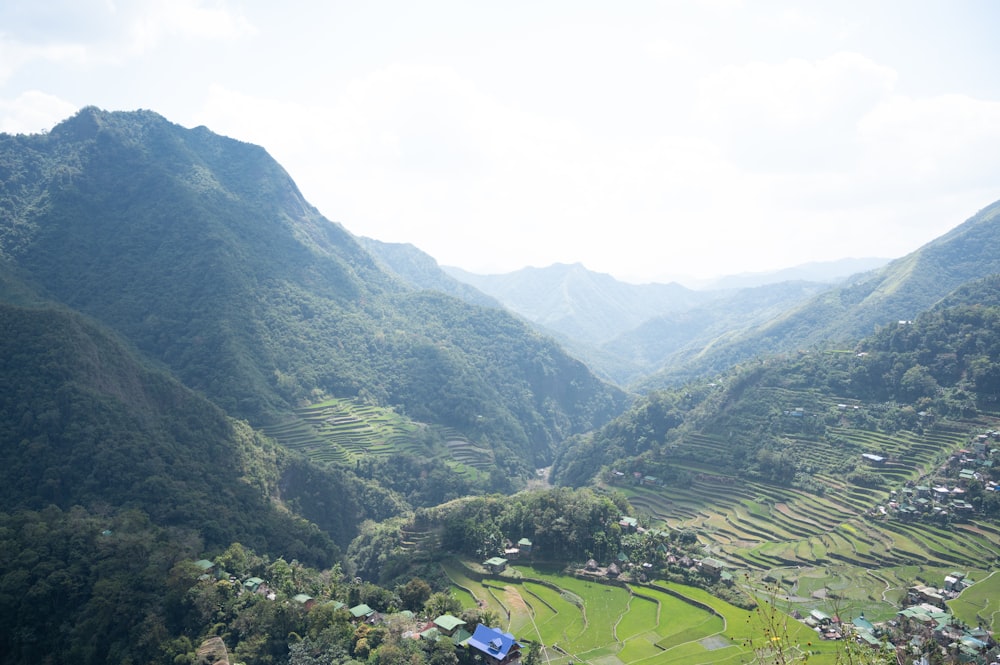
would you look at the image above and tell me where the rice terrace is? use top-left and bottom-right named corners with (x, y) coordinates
top-left (441, 559), bottom-right (843, 664)
top-left (263, 396), bottom-right (495, 476)
top-left (281, 395), bottom-right (1000, 662)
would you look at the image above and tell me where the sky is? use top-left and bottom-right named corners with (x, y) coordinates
top-left (2, 1), bottom-right (1000, 285)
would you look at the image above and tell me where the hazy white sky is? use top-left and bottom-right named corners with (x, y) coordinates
top-left (3, 1), bottom-right (1000, 283)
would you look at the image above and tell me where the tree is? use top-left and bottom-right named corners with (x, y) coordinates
top-left (215, 542), bottom-right (263, 578)
top-left (399, 577), bottom-right (432, 612)
top-left (424, 591), bottom-right (462, 619)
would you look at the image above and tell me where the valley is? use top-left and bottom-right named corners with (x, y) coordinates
top-left (1, 108), bottom-right (999, 664)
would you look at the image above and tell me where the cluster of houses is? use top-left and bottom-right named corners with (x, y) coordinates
top-left (482, 537), bottom-right (533, 575)
top-left (193, 557), bottom-right (524, 664)
top-left (885, 483), bottom-right (977, 521)
top-left (526, 514), bottom-right (734, 585)
top-left (404, 614), bottom-right (522, 665)
top-left (868, 430), bottom-right (999, 523)
top-left (799, 574), bottom-right (997, 664)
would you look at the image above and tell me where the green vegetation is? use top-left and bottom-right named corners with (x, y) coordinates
top-left (3, 108), bottom-right (1000, 664)
top-left (0, 107), bottom-right (625, 473)
top-left (263, 398), bottom-right (504, 503)
top-left (949, 571), bottom-right (1000, 630)
top-left (439, 562), bottom-right (846, 665)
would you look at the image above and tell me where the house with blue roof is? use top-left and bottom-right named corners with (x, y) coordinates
top-left (465, 624), bottom-right (521, 665)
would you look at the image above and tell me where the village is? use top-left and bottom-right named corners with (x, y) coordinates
top-left (871, 430), bottom-right (1000, 524)
top-left (179, 427), bottom-right (1000, 665)
top-left (188, 504), bottom-right (999, 665)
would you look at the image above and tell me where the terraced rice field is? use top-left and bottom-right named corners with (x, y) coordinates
top-left (612, 415), bottom-right (999, 576)
top-left (262, 398), bottom-right (490, 474)
top-left (442, 560), bottom-right (842, 665)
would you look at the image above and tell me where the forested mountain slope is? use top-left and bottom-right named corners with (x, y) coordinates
top-left (0, 107), bottom-right (625, 467)
top-left (555, 283), bottom-right (1000, 488)
top-left (643, 200), bottom-right (1000, 388)
top-left (0, 298), bottom-right (411, 565)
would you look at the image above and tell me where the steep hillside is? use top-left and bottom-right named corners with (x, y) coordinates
top-left (444, 262), bottom-right (718, 346)
top-left (554, 296), bottom-right (1000, 574)
top-left (357, 236), bottom-right (502, 309)
top-left (0, 108), bottom-right (625, 467)
top-left (603, 279), bottom-right (832, 384)
top-left (644, 199), bottom-right (1000, 388)
top-left (558, 295), bottom-right (1000, 487)
top-left (0, 299), bottom-right (413, 565)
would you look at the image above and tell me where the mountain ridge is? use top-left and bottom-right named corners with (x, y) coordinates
top-left (0, 107), bottom-right (625, 467)
top-left (641, 198), bottom-right (1000, 389)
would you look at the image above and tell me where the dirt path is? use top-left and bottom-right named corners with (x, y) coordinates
top-left (866, 570), bottom-right (895, 603)
top-left (504, 585), bottom-right (553, 664)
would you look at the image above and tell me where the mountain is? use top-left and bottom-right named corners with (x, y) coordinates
top-left (702, 256), bottom-right (891, 290)
top-left (0, 107), bottom-right (625, 467)
top-left (642, 199), bottom-right (1000, 389)
top-left (443, 262), bottom-right (718, 346)
top-left (357, 236), bottom-right (503, 309)
top-left (550, 291), bottom-right (1000, 576)
top-left (0, 295), bottom-right (407, 565)
top-left (602, 279), bottom-right (832, 383)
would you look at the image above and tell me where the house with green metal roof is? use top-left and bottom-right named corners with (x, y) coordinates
top-left (433, 614), bottom-right (467, 637)
top-left (419, 627), bottom-right (441, 642)
top-left (293, 594), bottom-right (316, 609)
top-left (243, 577), bottom-right (265, 593)
top-left (483, 557), bottom-right (508, 573)
top-left (349, 603), bottom-right (376, 621)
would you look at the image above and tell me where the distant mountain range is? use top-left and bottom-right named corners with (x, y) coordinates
top-left (369, 208), bottom-right (1000, 390)
top-left (361, 248), bottom-right (893, 386)
top-left (442, 262), bottom-right (714, 345)
top-left (641, 199), bottom-right (1000, 389)
top-left (697, 256), bottom-right (891, 290)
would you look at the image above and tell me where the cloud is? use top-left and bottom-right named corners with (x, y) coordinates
top-left (124, 0), bottom-right (257, 55)
top-left (0, 0), bottom-right (118, 44)
top-left (0, 0), bottom-right (255, 80)
top-left (859, 93), bottom-right (1000, 191)
top-left (697, 52), bottom-right (897, 173)
top-left (0, 90), bottom-right (78, 134)
top-left (0, 38), bottom-right (90, 83)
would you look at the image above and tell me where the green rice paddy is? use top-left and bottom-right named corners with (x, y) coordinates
top-left (261, 396), bottom-right (492, 475)
top-left (442, 560), bottom-right (844, 664)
